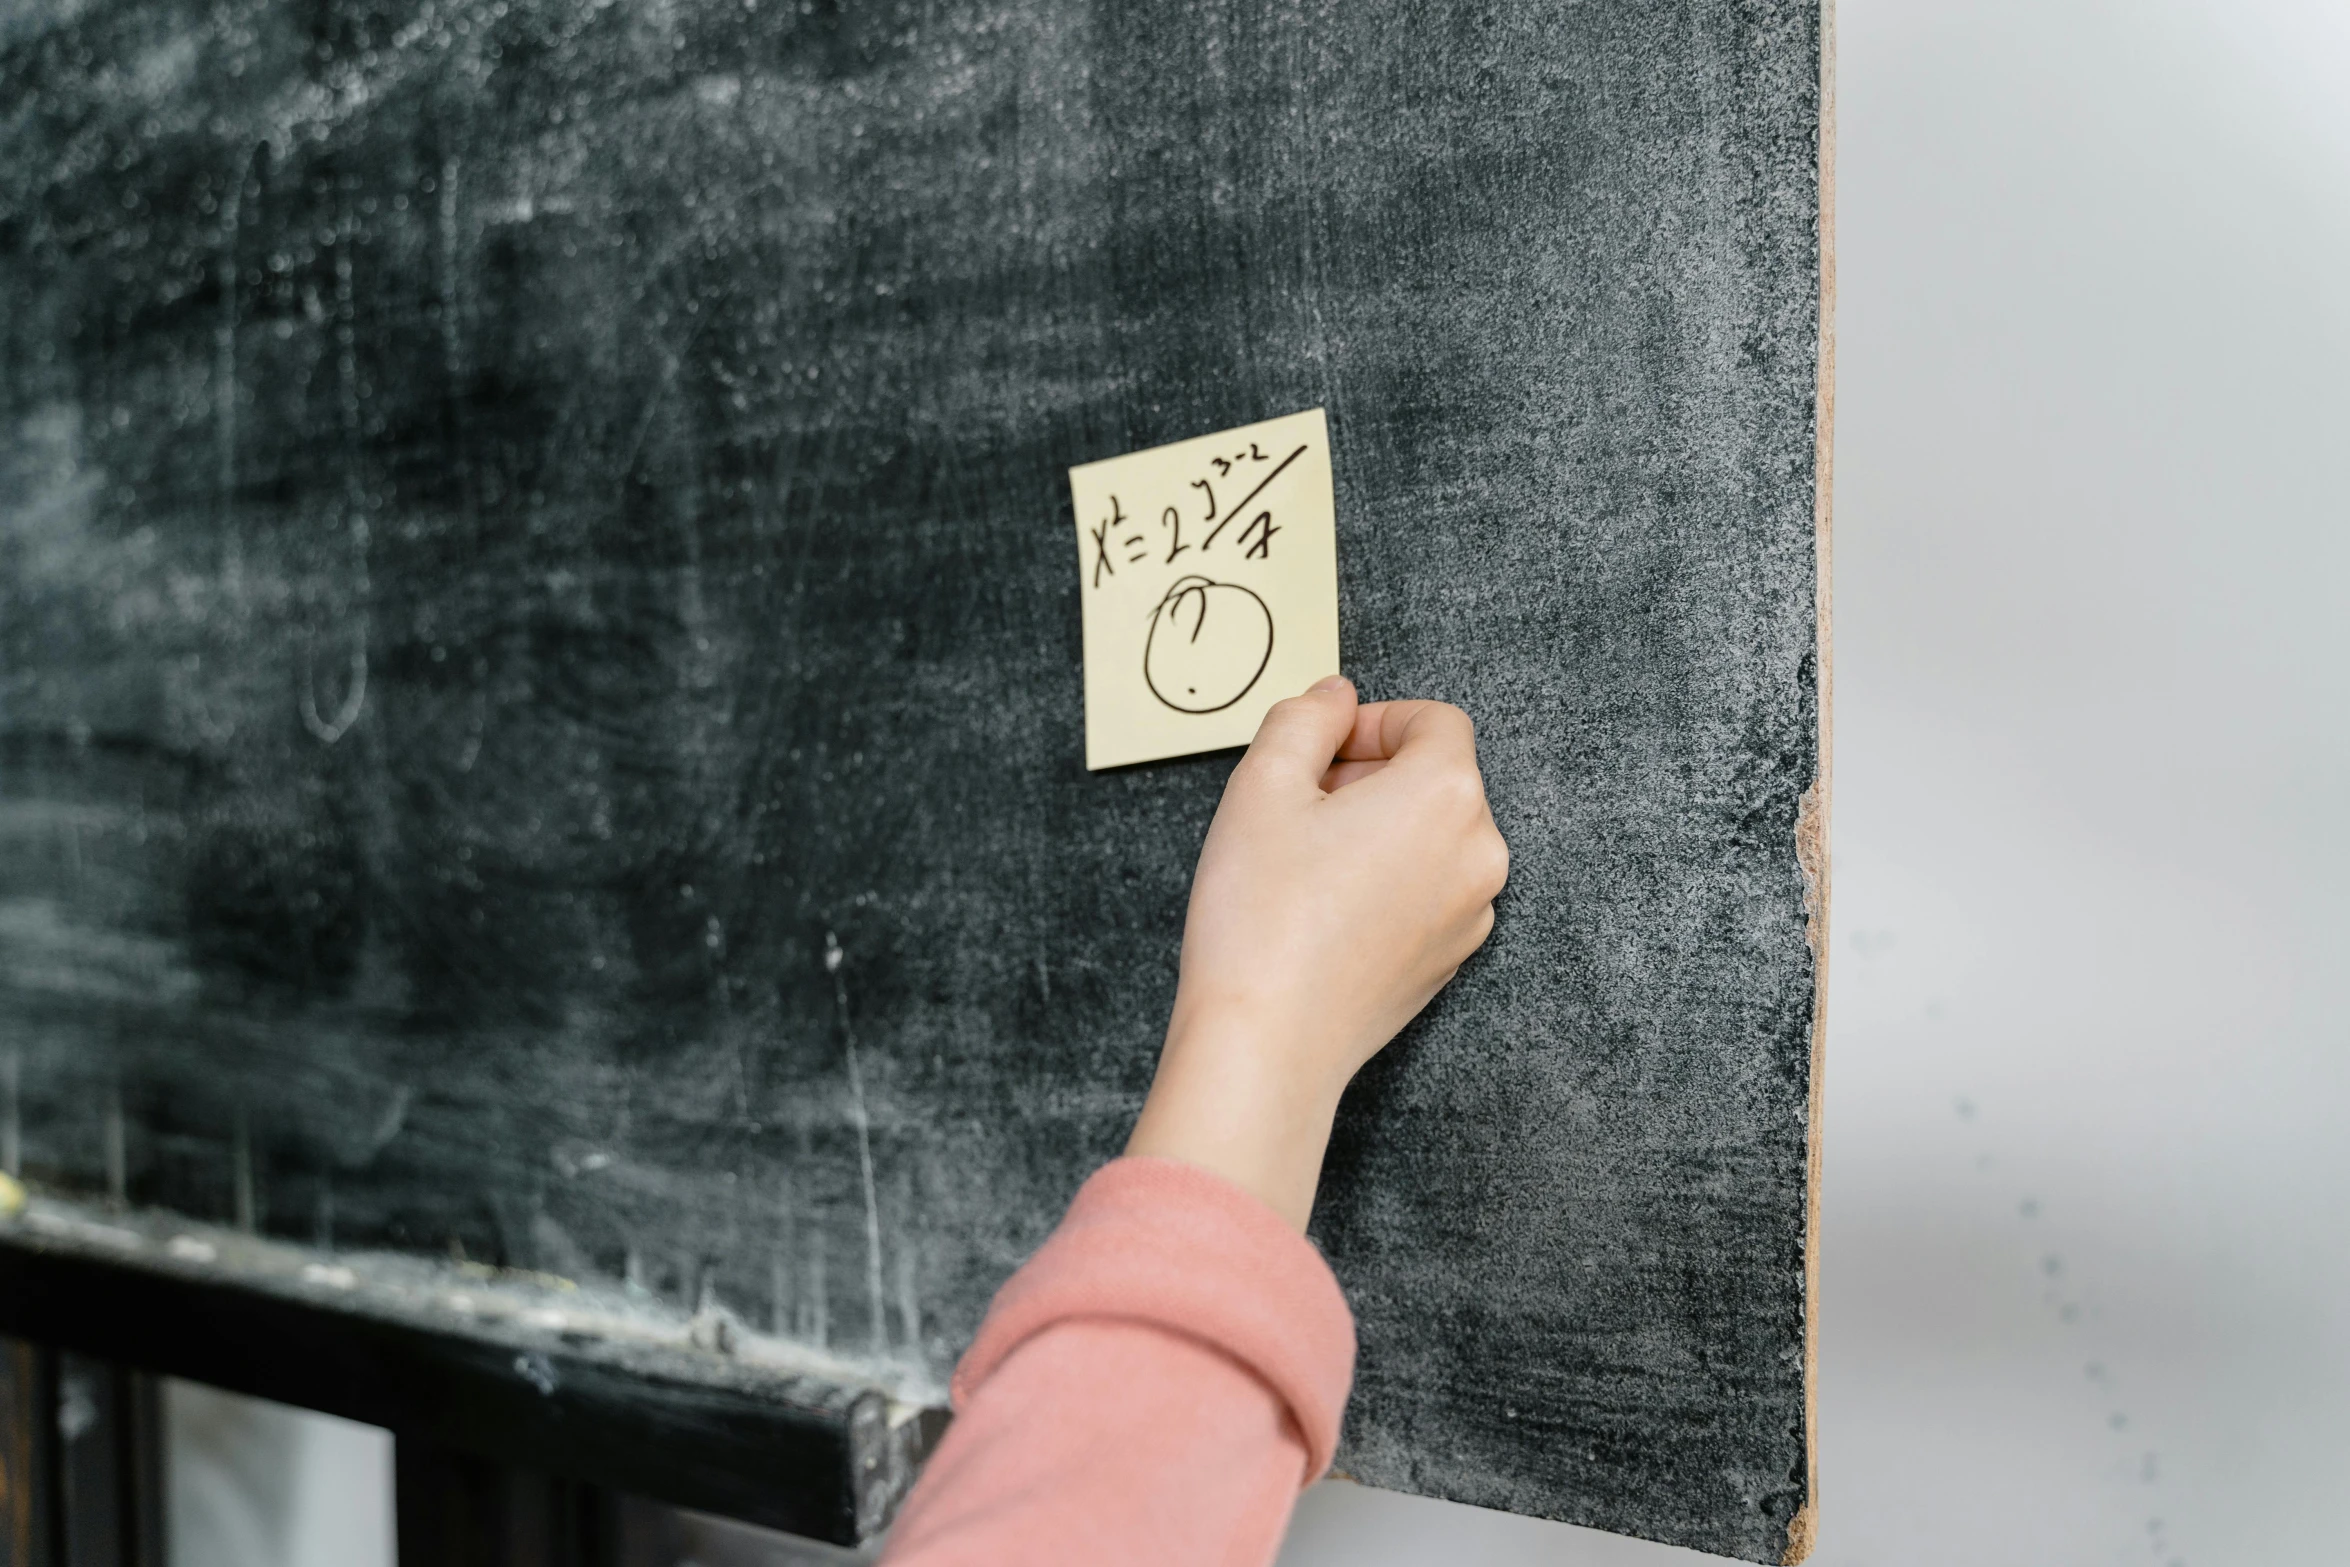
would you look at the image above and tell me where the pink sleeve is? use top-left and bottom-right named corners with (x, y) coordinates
top-left (879, 1156), bottom-right (1357, 1567)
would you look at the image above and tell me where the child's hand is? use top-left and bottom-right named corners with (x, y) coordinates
top-left (1126, 676), bottom-right (1509, 1228)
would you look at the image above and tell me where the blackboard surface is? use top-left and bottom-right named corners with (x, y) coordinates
top-left (0, 1), bottom-right (1828, 1560)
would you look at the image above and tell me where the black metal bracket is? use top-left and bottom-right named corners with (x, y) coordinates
top-left (0, 1337), bottom-right (166, 1567)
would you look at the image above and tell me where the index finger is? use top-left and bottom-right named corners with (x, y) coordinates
top-left (1334, 699), bottom-right (1478, 766)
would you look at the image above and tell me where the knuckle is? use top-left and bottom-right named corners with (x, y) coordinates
top-left (1464, 902), bottom-right (1497, 952)
top-left (1434, 764), bottom-right (1486, 814)
top-left (1476, 833), bottom-right (1511, 896)
top-left (1248, 699), bottom-right (1308, 745)
top-left (1431, 701), bottom-right (1477, 747)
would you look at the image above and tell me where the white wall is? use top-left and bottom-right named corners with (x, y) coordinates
top-left (168, 2), bottom-right (2350, 1562)
top-left (167, 1381), bottom-right (393, 1567)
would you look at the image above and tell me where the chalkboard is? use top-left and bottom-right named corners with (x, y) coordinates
top-left (0, 0), bottom-right (1829, 1560)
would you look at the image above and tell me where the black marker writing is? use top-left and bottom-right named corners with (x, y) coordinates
top-left (1143, 575), bottom-right (1274, 715)
top-left (1090, 517), bottom-right (1115, 585)
top-left (1236, 511), bottom-right (1278, 559)
top-left (1201, 443), bottom-right (1308, 552)
top-left (1091, 495), bottom-right (1130, 587)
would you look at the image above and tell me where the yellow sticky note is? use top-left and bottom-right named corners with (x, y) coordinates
top-left (1070, 409), bottom-right (1340, 771)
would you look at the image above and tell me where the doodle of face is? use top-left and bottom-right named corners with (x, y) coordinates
top-left (1144, 575), bottom-right (1274, 714)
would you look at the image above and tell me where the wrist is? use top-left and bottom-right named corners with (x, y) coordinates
top-left (1160, 996), bottom-right (1355, 1111)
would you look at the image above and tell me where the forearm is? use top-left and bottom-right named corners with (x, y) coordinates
top-left (1124, 1007), bottom-right (1347, 1232)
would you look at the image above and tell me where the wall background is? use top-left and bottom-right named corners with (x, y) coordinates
top-left (165, 0), bottom-right (2350, 1562)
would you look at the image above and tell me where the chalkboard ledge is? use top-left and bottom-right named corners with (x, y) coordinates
top-left (0, 1188), bottom-right (948, 1545)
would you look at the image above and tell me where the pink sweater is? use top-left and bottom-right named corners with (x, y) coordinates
top-left (880, 1158), bottom-right (1357, 1566)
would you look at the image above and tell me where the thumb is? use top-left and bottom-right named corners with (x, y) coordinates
top-left (1235, 676), bottom-right (1357, 792)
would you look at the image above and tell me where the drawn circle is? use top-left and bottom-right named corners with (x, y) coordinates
top-left (1144, 575), bottom-right (1274, 715)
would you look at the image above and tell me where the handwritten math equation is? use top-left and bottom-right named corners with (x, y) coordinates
top-left (1086, 439), bottom-right (1308, 590)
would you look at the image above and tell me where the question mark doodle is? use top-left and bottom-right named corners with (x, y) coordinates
top-left (1143, 575), bottom-right (1275, 714)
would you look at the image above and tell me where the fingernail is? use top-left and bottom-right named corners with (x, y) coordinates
top-left (1310, 675), bottom-right (1349, 693)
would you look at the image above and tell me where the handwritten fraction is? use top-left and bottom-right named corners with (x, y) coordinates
top-left (1069, 409), bottom-right (1340, 770)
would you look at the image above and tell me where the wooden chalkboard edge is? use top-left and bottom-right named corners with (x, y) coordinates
top-left (1787, 3), bottom-right (1838, 1564)
top-left (0, 1214), bottom-right (946, 1545)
